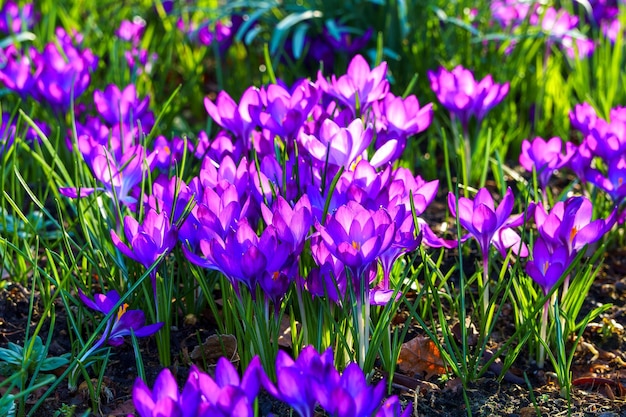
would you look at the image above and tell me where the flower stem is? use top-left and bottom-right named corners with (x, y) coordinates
top-left (538, 300), bottom-right (549, 369)
top-left (482, 255), bottom-right (489, 317)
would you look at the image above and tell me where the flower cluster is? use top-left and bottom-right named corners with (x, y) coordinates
top-left (428, 66), bottom-right (509, 131)
top-left (490, 1), bottom-right (597, 59)
top-left (130, 346), bottom-right (410, 417)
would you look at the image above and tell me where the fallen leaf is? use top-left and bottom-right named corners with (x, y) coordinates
top-left (278, 314), bottom-right (300, 348)
top-left (190, 334), bottom-right (239, 368)
top-left (397, 336), bottom-right (447, 380)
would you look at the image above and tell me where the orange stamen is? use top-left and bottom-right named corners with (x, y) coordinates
top-left (117, 303), bottom-right (129, 320)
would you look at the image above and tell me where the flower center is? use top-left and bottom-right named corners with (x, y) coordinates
top-left (117, 303), bottom-right (129, 320)
top-left (352, 240), bottom-right (361, 250)
top-left (349, 155), bottom-right (363, 171)
top-left (272, 271), bottom-right (280, 281)
top-left (542, 261), bottom-right (549, 274)
top-left (569, 226), bottom-right (578, 243)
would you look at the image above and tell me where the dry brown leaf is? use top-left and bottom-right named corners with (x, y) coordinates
top-left (397, 336), bottom-right (447, 380)
top-left (190, 334), bottom-right (239, 368)
top-left (278, 314), bottom-right (300, 348)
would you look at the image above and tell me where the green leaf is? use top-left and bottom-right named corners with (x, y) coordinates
top-left (291, 23), bottom-right (309, 60)
top-left (324, 18), bottom-right (341, 41)
top-left (0, 32), bottom-right (36, 49)
top-left (0, 347), bottom-right (22, 365)
top-left (6, 342), bottom-right (23, 355)
top-left (235, 6), bottom-right (273, 44)
top-left (270, 10), bottom-right (322, 55)
top-left (40, 356), bottom-right (70, 372)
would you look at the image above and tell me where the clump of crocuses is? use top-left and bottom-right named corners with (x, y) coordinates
top-left (526, 195), bottom-right (615, 368)
top-left (129, 346), bottom-right (411, 417)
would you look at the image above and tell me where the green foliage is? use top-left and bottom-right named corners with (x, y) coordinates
top-left (0, 336), bottom-right (69, 378)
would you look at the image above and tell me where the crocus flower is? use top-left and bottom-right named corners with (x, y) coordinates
top-left (428, 66), bottom-right (509, 130)
top-left (59, 142), bottom-right (156, 206)
top-left (0, 1), bottom-right (36, 33)
top-left (261, 195), bottom-right (313, 253)
top-left (0, 45), bottom-right (41, 98)
top-left (79, 290), bottom-right (163, 347)
top-left (193, 356), bottom-right (266, 417)
top-left (183, 219), bottom-right (295, 302)
top-left (248, 80), bottom-right (319, 144)
top-left (317, 201), bottom-right (395, 284)
top-left (525, 237), bottom-right (569, 295)
top-left (131, 357), bottom-right (267, 417)
top-left (35, 29), bottom-right (98, 111)
top-left (71, 289), bottom-right (163, 391)
top-left (317, 54), bottom-right (389, 116)
top-left (307, 235), bottom-right (349, 303)
top-left (448, 187), bottom-right (529, 260)
top-left (132, 366), bottom-right (202, 417)
top-left (315, 362), bottom-right (386, 417)
top-left (533, 196), bottom-right (614, 257)
top-left (448, 187), bottom-right (530, 313)
top-left (569, 102), bottom-right (598, 137)
top-left (93, 84), bottom-right (154, 131)
top-left (519, 136), bottom-right (575, 192)
top-left (263, 346), bottom-right (336, 417)
top-left (204, 87), bottom-right (261, 146)
top-left (586, 155), bottom-right (626, 207)
top-left (110, 208), bottom-right (178, 283)
top-left (299, 118), bottom-right (373, 170)
top-left (116, 18), bottom-right (146, 44)
top-left (585, 118), bottom-right (626, 162)
top-left (375, 93), bottom-right (433, 138)
top-left (525, 236), bottom-right (569, 369)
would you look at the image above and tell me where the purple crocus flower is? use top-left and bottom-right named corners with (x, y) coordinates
top-left (428, 66), bottom-right (509, 130)
top-left (448, 187), bottom-right (529, 260)
top-left (586, 155), bottom-right (626, 207)
top-left (317, 201), bottom-right (395, 286)
top-left (263, 346), bottom-right (336, 417)
top-left (194, 356), bottom-right (266, 417)
top-left (93, 84), bottom-right (154, 131)
top-left (567, 138), bottom-right (593, 183)
top-left (490, 0), bottom-right (537, 30)
top-left (79, 290), bottom-right (163, 348)
top-left (261, 195), bottom-right (313, 253)
top-left (316, 362), bottom-right (386, 417)
top-left (73, 289), bottom-right (163, 391)
top-left (59, 141), bottom-right (156, 206)
top-left (249, 80), bottom-right (319, 145)
top-left (35, 29), bottom-right (98, 111)
top-left (525, 234), bottom-right (569, 370)
top-left (519, 136), bottom-right (575, 193)
top-left (204, 87), bottom-right (261, 146)
top-left (299, 118), bottom-right (373, 170)
top-left (131, 356), bottom-right (266, 417)
top-left (448, 187), bottom-right (530, 313)
top-left (110, 208), bottom-right (178, 282)
top-left (132, 366), bottom-right (202, 417)
top-left (534, 196), bottom-right (614, 257)
top-left (317, 54), bottom-right (389, 116)
top-left (116, 18), bottom-right (146, 44)
top-left (183, 219), bottom-right (295, 302)
top-left (307, 235), bottom-right (349, 303)
top-left (0, 1), bottom-right (36, 33)
top-left (0, 45), bottom-right (41, 97)
top-left (375, 93), bottom-right (434, 138)
top-left (525, 237), bottom-right (570, 296)
top-left (569, 102), bottom-right (598, 136)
